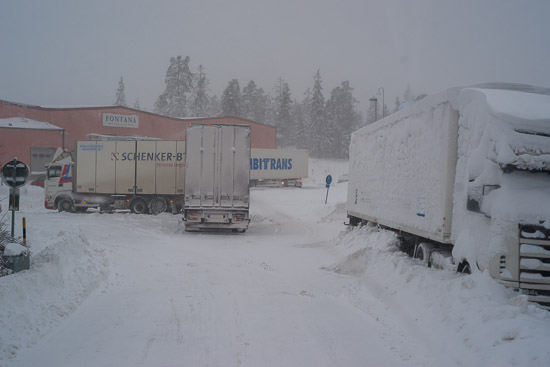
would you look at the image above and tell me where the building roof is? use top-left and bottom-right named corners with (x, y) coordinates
top-left (0, 99), bottom-right (275, 129)
top-left (0, 117), bottom-right (64, 130)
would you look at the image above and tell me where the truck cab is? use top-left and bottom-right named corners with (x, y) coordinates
top-left (44, 150), bottom-right (74, 211)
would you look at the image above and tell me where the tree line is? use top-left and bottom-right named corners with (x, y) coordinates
top-left (114, 55), bottom-right (420, 159)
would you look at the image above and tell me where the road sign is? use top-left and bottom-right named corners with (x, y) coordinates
top-left (1, 159), bottom-right (29, 188)
top-left (325, 174), bottom-right (332, 188)
top-left (2, 158), bottom-right (28, 236)
top-left (325, 175), bottom-right (332, 204)
top-left (9, 187), bottom-right (20, 211)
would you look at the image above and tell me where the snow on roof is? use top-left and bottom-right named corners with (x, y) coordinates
top-left (480, 89), bottom-right (550, 121)
top-left (0, 117), bottom-right (63, 130)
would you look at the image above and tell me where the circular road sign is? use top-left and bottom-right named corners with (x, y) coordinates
top-left (1, 160), bottom-right (30, 188)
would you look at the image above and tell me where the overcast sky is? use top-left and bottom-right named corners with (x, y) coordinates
top-left (1, 0), bottom-right (549, 114)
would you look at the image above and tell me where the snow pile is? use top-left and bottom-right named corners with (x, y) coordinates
top-left (328, 224), bottom-right (550, 366)
top-left (3, 243), bottom-right (29, 256)
top-left (0, 225), bottom-right (108, 362)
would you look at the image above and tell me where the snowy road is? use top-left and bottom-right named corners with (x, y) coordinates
top-left (2, 160), bottom-right (550, 366)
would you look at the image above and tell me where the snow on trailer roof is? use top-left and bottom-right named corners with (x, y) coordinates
top-left (470, 88), bottom-right (550, 135)
top-left (0, 117), bottom-right (64, 130)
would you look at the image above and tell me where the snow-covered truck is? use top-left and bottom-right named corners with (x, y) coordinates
top-left (44, 140), bottom-right (185, 214)
top-left (183, 124), bottom-right (251, 232)
top-left (250, 148), bottom-right (308, 187)
top-left (347, 83), bottom-right (550, 308)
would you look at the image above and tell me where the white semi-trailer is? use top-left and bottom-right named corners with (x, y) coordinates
top-left (183, 124), bottom-right (251, 232)
top-left (347, 84), bottom-right (550, 308)
top-left (45, 140), bottom-right (185, 214)
top-left (250, 148), bottom-right (308, 187)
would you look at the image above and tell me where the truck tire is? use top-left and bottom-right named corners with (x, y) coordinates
top-left (130, 198), bottom-right (149, 215)
top-left (414, 243), bottom-right (434, 267)
top-left (349, 216), bottom-right (361, 226)
top-left (57, 198), bottom-right (74, 213)
top-left (149, 197), bottom-right (167, 215)
top-left (457, 261), bottom-right (471, 274)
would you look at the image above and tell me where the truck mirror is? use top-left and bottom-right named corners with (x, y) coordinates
top-left (466, 184), bottom-right (500, 215)
top-left (466, 185), bottom-right (483, 213)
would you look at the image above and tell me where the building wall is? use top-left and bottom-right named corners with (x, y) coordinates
top-left (0, 128), bottom-right (64, 170)
top-left (0, 100), bottom-right (276, 170)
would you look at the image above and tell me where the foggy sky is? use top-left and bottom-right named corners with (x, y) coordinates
top-left (1, 0), bottom-right (549, 114)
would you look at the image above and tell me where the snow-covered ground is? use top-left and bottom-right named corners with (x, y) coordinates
top-left (0, 159), bottom-right (549, 367)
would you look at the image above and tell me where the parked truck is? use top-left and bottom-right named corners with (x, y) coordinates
top-left (183, 124), bottom-right (251, 232)
top-left (44, 140), bottom-right (185, 214)
top-left (347, 83), bottom-right (550, 308)
top-left (250, 148), bottom-right (308, 187)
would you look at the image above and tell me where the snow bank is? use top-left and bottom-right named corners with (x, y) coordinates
top-left (3, 243), bottom-right (29, 257)
top-left (0, 226), bottom-right (108, 362)
top-left (328, 224), bottom-right (550, 366)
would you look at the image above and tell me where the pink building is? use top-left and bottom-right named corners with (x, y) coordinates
top-left (0, 100), bottom-right (276, 177)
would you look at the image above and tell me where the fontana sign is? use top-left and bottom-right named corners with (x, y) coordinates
top-left (102, 113), bottom-right (139, 128)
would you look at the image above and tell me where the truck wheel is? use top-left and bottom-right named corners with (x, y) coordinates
top-left (130, 198), bottom-right (149, 214)
top-left (414, 243), bottom-right (434, 267)
top-left (349, 216), bottom-right (362, 226)
top-left (57, 198), bottom-right (74, 213)
top-left (457, 261), bottom-right (471, 274)
top-left (149, 197), bottom-right (167, 215)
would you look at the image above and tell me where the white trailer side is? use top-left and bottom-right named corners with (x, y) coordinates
top-left (46, 140), bottom-right (185, 214)
top-left (347, 96), bottom-right (459, 243)
top-left (75, 140), bottom-right (185, 196)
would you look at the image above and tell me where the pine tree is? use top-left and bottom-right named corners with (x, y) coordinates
top-left (115, 76), bottom-right (127, 107)
top-left (296, 89), bottom-right (312, 149)
top-left (155, 56), bottom-right (193, 117)
top-left (209, 95), bottom-right (222, 116)
top-left (154, 93), bottom-right (168, 115)
top-left (189, 65), bottom-right (210, 117)
top-left (242, 80), bottom-right (257, 120)
top-left (308, 70), bottom-right (328, 157)
top-left (290, 97), bottom-right (307, 149)
top-left (272, 78), bottom-right (293, 147)
top-left (221, 79), bottom-right (242, 117)
top-left (242, 80), bottom-right (268, 123)
top-left (325, 81), bottom-right (361, 158)
top-left (133, 98), bottom-right (141, 110)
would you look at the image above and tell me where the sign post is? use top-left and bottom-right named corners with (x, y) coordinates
top-left (1, 158), bottom-right (29, 237)
top-left (325, 174), bottom-right (332, 204)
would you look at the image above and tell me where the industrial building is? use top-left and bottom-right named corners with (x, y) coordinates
top-left (0, 100), bottom-right (276, 177)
